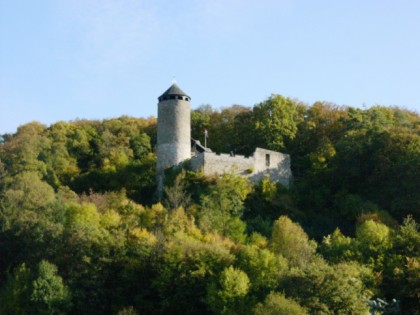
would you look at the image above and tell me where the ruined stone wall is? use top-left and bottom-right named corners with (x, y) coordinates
top-left (204, 153), bottom-right (253, 176)
top-left (189, 148), bottom-right (292, 188)
top-left (250, 148), bottom-right (292, 187)
top-left (189, 153), bottom-right (205, 172)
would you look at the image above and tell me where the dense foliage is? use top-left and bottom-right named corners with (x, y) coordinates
top-left (0, 98), bottom-right (419, 314)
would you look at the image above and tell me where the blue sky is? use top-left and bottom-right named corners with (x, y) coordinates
top-left (1, 0), bottom-right (419, 134)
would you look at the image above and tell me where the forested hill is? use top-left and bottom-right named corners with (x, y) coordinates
top-left (0, 96), bottom-right (419, 314)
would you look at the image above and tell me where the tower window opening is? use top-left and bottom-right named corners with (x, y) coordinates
top-left (170, 95), bottom-right (176, 100)
top-left (177, 96), bottom-right (183, 100)
top-left (265, 154), bottom-right (270, 167)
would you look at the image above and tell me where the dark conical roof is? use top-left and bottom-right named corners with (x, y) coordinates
top-left (159, 83), bottom-right (190, 99)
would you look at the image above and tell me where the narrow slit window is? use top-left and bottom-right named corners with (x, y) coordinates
top-left (265, 154), bottom-right (270, 167)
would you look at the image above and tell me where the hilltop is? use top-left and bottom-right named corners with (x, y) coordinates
top-left (0, 97), bottom-right (419, 314)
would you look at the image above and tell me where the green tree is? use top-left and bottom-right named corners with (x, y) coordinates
top-left (280, 261), bottom-right (373, 315)
top-left (206, 266), bottom-right (250, 315)
top-left (383, 216), bottom-right (420, 314)
top-left (209, 105), bottom-right (252, 154)
top-left (232, 109), bottom-right (260, 155)
top-left (394, 216), bottom-right (420, 258)
top-left (0, 122), bottom-right (50, 177)
top-left (236, 245), bottom-right (288, 296)
top-left (0, 172), bottom-right (62, 272)
top-left (0, 263), bottom-right (32, 315)
top-left (355, 220), bottom-right (392, 270)
top-left (288, 101), bottom-right (346, 178)
top-left (319, 228), bottom-right (355, 263)
top-left (163, 170), bottom-right (191, 212)
top-left (0, 261), bottom-right (71, 315)
top-left (154, 234), bottom-right (235, 315)
top-left (253, 292), bottom-right (308, 315)
top-left (45, 121), bottom-right (80, 187)
top-left (31, 260), bottom-right (72, 315)
top-left (4, 171), bottom-right (56, 212)
top-left (270, 216), bottom-right (316, 267)
top-left (199, 174), bottom-right (251, 242)
top-left (253, 95), bottom-right (303, 151)
top-left (191, 104), bottom-right (213, 144)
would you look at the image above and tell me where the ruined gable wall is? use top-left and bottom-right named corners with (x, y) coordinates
top-left (251, 148), bottom-right (292, 187)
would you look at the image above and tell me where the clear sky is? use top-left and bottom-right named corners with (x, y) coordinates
top-left (1, 0), bottom-right (419, 134)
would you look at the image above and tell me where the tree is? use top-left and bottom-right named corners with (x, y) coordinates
top-left (199, 174), bottom-right (251, 242)
top-left (0, 261), bottom-right (71, 315)
top-left (0, 122), bottom-right (50, 177)
top-left (236, 245), bottom-right (287, 296)
top-left (154, 234), bottom-right (235, 315)
top-left (253, 292), bottom-right (308, 315)
top-left (232, 109), bottom-right (260, 155)
top-left (4, 172), bottom-right (56, 212)
top-left (163, 170), bottom-right (191, 212)
top-left (383, 216), bottom-right (420, 314)
top-left (319, 228), bottom-right (355, 263)
top-left (280, 261), bottom-right (373, 315)
top-left (206, 266), bottom-right (250, 315)
top-left (253, 95), bottom-right (303, 151)
top-left (270, 216), bottom-right (316, 267)
top-left (45, 121), bottom-right (80, 187)
top-left (394, 216), bottom-right (420, 258)
top-left (355, 220), bottom-right (392, 270)
top-left (0, 172), bottom-right (62, 272)
top-left (31, 260), bottom-right (72, 314)
top-left (191, 104), bottom-right (213, 145)
top-left (0, 104), bottom-right (418, 314)
top-left (0, 263), bottom-right (32, 315)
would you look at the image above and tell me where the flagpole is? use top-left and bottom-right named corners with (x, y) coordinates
top-left (204, 129), bottom-right (208, 148)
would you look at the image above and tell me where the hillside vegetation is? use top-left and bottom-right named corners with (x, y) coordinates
top-left (0, 96), bottom-right (419, 314)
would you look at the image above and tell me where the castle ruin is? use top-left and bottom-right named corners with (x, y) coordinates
top-left (156, 83), bottom-right (292, 192)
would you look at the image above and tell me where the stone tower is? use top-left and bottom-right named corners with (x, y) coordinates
top-left (156, 83), bottom-right (191, 192)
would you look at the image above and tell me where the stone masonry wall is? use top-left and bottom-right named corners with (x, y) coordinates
top-left (157, 98), bottom-right (191, 172)
top-left (189, 148), bottom-right (292, 188)
top-left (203, 153), bottom-right (253, 176)
top-left (189, 153), bottom-right (205, 172)
top-left (250, 148), bottom-right (292, 187)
